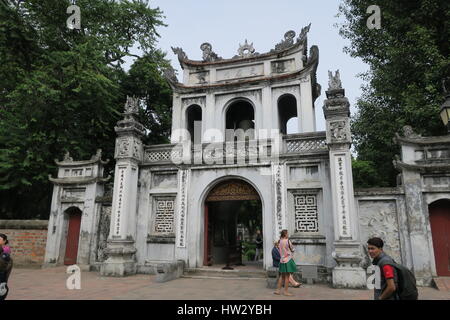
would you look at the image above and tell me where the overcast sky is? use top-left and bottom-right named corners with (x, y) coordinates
top-left (145, 0), bottom-right (369, 131)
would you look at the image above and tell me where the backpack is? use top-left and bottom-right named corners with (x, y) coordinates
top-left (390, 261), bottom-right (418, 300)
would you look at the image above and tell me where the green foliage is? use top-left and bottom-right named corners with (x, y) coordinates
top-left (338, 0), bottom-right (450, 186)
top-left (236, 200), bottom-right (262, 239)
top-left (0, 0), bottom-right (172, 219)
top-left (241, 241), bottom-right (260, 261)
top-left (352, 158), bottom-right (388, 188)
top-left (121, 52), bottom-right (173, 145)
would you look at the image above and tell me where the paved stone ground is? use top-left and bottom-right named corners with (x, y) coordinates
top-left (5, 267), bottom-right (450, 300)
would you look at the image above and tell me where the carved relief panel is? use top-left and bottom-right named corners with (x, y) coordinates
top-left (327, 120), bottom-right (351, 144)
top-left (96, 205), bottom-right (111, 262)
top-left (358, 200), bottom-right (402, 264)
top-left (115, 136), bottom-right (143, 161)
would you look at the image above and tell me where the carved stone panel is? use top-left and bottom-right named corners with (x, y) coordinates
top-left (176, 169), bottom-right (188, 248)
top-left (96, 205), bottom-right (111, 262)
top-left (358, 200), bottom-right (402, 264)
top-left (151, 172), bottom-right (178, 189)
top-left (329, 120), bottom-right (350, 143)
top-left (271, 59), bottom-right (295, 74)
top-left (294, 193), bottom-right (319, 233)
top-left (272, 164), bottom-right (285, 237)
top-left (116, 138), bottom-right (131, 158)
top-left (62, 188), bottom-right (85, 200)
top-left (289, 166), bottom-right (319, 182)
top-left (216, 64), bottom-right (264, 82)
top-left (189, 71), bottom-right (210, 84)
top-left (334, 155), bottom-right (352, 239)
top-left (153, 197), bottom-right (175, 234)
top-left (113, 166), bottom-right (126, 236)
top-left (115, 137), bottom-right (142, 161)
top-left (423, 175), bottom-right (450, 188)
top-left (205, 179), bottom-right (259, 202)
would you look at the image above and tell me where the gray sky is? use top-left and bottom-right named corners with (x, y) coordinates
top-left (146, 0), bottom-right (369, 131)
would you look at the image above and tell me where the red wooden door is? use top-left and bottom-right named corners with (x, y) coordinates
top-left (64, 211), bottom-right (82, 265)
top-left (429, 202), bottom-right (450, 276)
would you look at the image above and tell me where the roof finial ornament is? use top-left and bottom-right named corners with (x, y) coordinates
top-left (237, 39), bottom-right (256, 58)
top-left (124, 95), bottom-right (140, 115)
top-left (273, 30), bottom-right (296, 51)
top-left (328, 70), bottom-right (342, 90)
top-left (200, 42), bottom-right (222, 62)
top-left (297, 23), bottom-right (311, 44)
top-left (63, 151), bottom-right (73, 162)
top-left (171, 47), bottom-right (188, 63)
top-left (91, 149), bottom-right (103, 161)
top-left (402, 125), bottom-right (421, 138)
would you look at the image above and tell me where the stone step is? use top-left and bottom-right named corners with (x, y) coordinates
top-left (183, 267), bottom-right (267, 279)
top-left (432, 277), bottom-right (450, 291)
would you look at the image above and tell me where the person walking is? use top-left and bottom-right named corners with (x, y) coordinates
top-left (254, 230), bottom-right (263, 261)
top-left (367, 237), bottom-right (398, 300)
top-left (272, 240), bottom-right (301, 288)
top-left (0, 233), bottom-right (13, 301)
top-left (274, 230), bottom-right (297, 296)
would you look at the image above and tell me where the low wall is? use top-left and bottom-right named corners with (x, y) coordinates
top-left (0, 220), bottom-right (49, 266)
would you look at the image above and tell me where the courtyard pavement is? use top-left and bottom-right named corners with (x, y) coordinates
top-left (5, 266), bottom-right (450, 300)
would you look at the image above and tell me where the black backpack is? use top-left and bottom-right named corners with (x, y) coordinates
top-left (389, 261), bottom-right (419, 300)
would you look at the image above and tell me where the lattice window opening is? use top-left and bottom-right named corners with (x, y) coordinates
top-left (146, 148), bottom-right (182, 162)
top-left (153, 198), bottom-right (176, 234)
top-left (294, 194), bottom-right (319, 233)
top-left (286, 139), bottom-right (327, 153)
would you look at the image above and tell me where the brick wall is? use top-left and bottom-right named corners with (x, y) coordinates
top-left (0, 220), bottom-right (48, 266)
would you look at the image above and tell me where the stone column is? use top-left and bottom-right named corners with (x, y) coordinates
top-left (401, 168), bottom-right (433, 285)
top-left (300, 75), bottom-right (315, 132)
top-left (101, 97), bottom-right (145, 276)
top-left (323, 71), bottom-right (366, 288)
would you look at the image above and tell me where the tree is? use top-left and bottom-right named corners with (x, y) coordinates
top-left (0, 0), bottom-right (171, 219)
top-left (237, 200), bottom-right (262, 240)
top-left (121, 52), bottom-right (173, 145)
top-left (338, 0), bottom-right (450, 186)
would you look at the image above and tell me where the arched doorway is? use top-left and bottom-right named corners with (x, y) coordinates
top-left (186, 104), bottom-right (202, 144)
top-left (203, 179), bottom-right (262, 268)
top-left (278, 94), bottom-right (298, 135)
top-left (225, 100), bottom-right (255, 141)
top-left (429, 199), bottom-right (450, 276)
top-left (64, 207), bottom-right (82, 265)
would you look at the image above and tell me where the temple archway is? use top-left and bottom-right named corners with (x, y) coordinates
top-left (203, 179), bottom-right (262, 268)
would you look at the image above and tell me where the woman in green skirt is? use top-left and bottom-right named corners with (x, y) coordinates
top-left (274, 229), bottom-right (296, 296)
